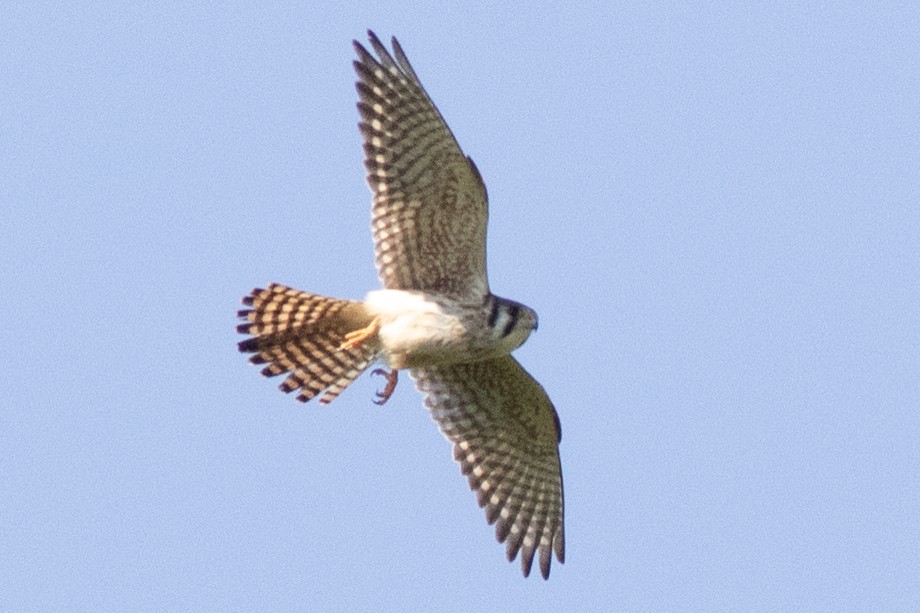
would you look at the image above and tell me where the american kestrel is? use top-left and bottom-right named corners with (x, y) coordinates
top-left (237, 31), bottom-right (565, 578)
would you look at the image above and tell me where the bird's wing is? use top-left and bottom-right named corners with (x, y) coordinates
top-left (354, 31), bottom-right (490, 300)
top-left (411, 355), bottom-right (565, 578)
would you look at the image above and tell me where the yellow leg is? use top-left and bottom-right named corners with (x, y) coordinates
top-left (338, 317), bottom-right (380, 351)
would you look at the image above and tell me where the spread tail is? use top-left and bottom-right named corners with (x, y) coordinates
top-left (237, 283), bottom-right (379, 404)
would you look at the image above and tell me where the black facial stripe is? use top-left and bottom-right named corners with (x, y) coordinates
top-left (502, 304), bottom-right (520, 337)
top-left (487, 296), bottom-right (500, 328)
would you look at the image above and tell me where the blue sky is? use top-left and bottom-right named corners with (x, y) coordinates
top-left (3, 2), bottom-right (919, 611)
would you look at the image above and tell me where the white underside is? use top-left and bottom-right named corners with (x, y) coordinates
top-left (364, 289), bottom-right (469, 368)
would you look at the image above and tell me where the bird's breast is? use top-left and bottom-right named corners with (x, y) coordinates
top-left (364, 289), bottom-right (484, 368)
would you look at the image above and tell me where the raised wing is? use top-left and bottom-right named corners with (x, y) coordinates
top-left (411, 356), bottom-right (565, 578)
top-left (354, 31), bottom-right (490, 300)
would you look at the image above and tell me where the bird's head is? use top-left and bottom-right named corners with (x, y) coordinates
top-left (489, 297), bottom-right (538, 354)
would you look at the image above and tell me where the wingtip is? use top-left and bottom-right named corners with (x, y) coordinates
top-left (555, 531), bottom-right (565, 564)
top-left (522, 558), bottom-right (533, 578)
top-left (520, 546), bottom-right (537, 578)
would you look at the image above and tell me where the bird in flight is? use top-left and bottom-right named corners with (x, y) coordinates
top-left (237, 31), bottom-right (565, 579)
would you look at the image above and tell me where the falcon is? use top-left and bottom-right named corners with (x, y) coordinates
top-left (237, 31), bottom-right (565, 578)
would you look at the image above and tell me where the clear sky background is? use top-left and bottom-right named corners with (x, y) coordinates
top-left (3, 2), bottom-right (919, 611)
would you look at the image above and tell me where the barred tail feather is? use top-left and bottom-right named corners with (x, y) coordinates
top-left (237, 283), bottom-right (378, 404)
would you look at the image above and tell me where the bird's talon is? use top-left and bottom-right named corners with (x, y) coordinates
top-left (372, 368), bottom-right (399, 405)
